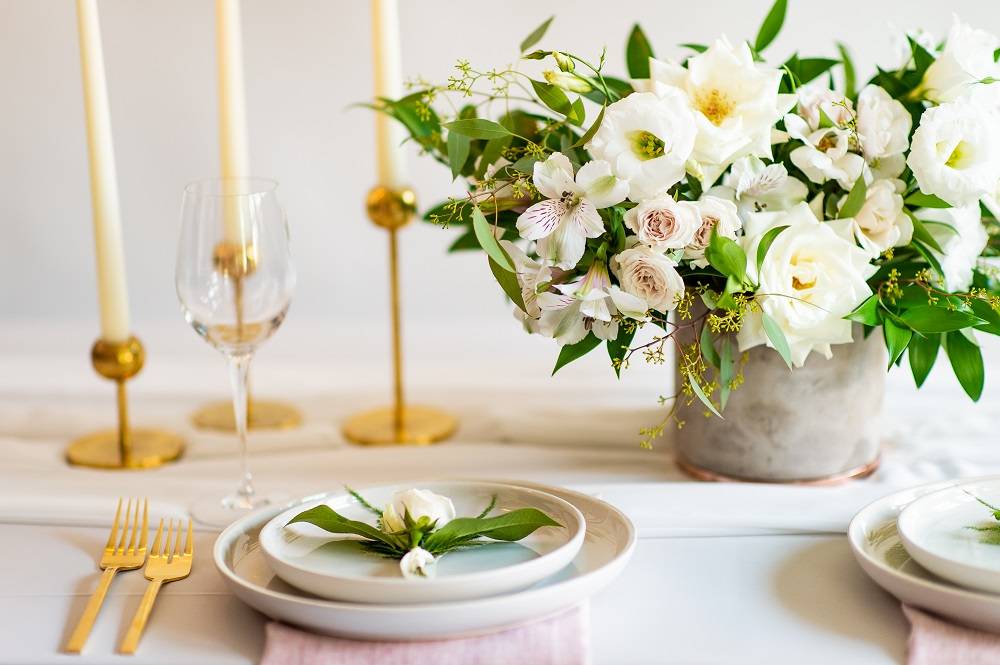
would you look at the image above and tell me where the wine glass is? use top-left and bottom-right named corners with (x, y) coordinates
top-left (175, 177), bottom-right (295, 526)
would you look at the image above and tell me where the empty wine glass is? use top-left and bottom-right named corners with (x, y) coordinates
top-left (176, 177), bottom-right (295, 526)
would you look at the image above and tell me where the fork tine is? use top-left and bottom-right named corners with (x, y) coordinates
top-left (184, 519), bottom-right (193, 556)
top-left (138, 498), bottom-right (149, 551)
top-left (150, 518), bottom-right (164, 557)
top-left (126, 498), bottom-right (141, 554)
top-left (164, 519), bottom-right (176, 559)
top-left (104, 498), bottom-right (123, 551)
top-left (116, 498), bottom-right (133, 553)
top-left (174, 518), bottom-right (184, 557)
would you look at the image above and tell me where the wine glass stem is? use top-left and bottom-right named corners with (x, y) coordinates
top-left (228, 353), bottom-right (254, 500)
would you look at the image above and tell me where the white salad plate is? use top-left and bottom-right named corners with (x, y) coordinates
top-left (259, 481), bottom-right (586, 604)
top-left (213, 481), bottom-right (635, 641)
top-left (849, 476), bottom-right (1000, 634)
top-left (897, 479), bottom-right (1000, 594)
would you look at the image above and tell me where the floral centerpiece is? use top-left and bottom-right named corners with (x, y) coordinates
top-left (372, 1), bottom-right (1000, 479)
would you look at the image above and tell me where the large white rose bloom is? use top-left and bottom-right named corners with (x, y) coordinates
top-left (646, 37), bottom-right (793, 187)
top-left (587, 90), bottom-right (696, 201)
top-left (920, 17), bottom-right (1000, 104)
top-left (381, 489), bottom-right (456, 533)
top-left (612, 242), bottom-right (686, 312)
top-left (739, 203), bottom-right (875, 367)
top-left (907, 101), bottom-right (1000, 207)
top-left (918, 204), bottom-right (988, 292)
top-left (856, 85), bottom-right (911, 176)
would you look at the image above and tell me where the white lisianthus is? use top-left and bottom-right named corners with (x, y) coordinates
top-left (919, 204), bottom-right (988, 292)
top-left (516, 153), bottom-right (628, 269)
top-left (795, 83), bottom-right (854, 130)
top-left (612, 242), bottom-right (686, 312)
top-left (716, 156), bottom-right (808, 218)
top-left (623, 194), bottom-right (701, 250)
top-left (920, 17), bottom-right (1000, 104)
top-left (785, 114), bottom-right (866, 189)
top-left (739, 203), bottom-right (875, 367)
top-left (587, 90), bottom-right (696, 201)
top-left (856, 85), bottom-right (911, 173)
top-left (907, 101), bottom-right (1000, 207)
top-left (400, 547), bottom-right (436, 579)
top-left (838, 179), bottom-right (913, 257)
top-left (647, 37), bottom-right (793, 186)
top-left (684, 195), bottom-right (742, 267)
top-left (381, 489), bottom-right (456, 533)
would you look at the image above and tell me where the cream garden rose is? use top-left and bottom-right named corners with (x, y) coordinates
top-left (739, 203), bottom-right (875, 367)
top-left (623, 194), bottom-right (700, 250)
top-left (838, 179), bottom-right (913, 257)
top-left (856, 84), bottom-right (911, 178)
top-left (612, 242), bottom-right (685, 312)
top-left (684, 195), bottom-right (742, 267)
top-left (382, 489), bottom-right (456, 533)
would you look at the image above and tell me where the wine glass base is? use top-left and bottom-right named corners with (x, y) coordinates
top-left (191, 492), bottom-right (290, 528)
top-left (342, 405), bottom-right (457, 446)
top-left (190, 400), bottom-right (302, 431)
top-left (66, 429), bottom-right (185, 469)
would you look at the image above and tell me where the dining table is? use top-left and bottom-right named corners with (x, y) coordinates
top-left (2, 320), bottom-right (998, 665)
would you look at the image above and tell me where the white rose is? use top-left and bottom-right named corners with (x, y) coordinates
top-left (623, 194), bottom-right (700, 250)
top-left (400, 547), bottom-right (436, 579)
top-left (587, 90), bottom-right (696, 201)
top-left (647, 37), bottom-right (794, 186)
top-left (739, 203), bottom-right (875, 367)
top-left (381, 489), bottom-right (456, 533)
top-left (785, 114), bottom-right (866, 190)
top-left (907, 101), bottom-right (1000, 207)
top-left (921, 17), bottom-right (1000, 104)
top-left (919, 204), bottom-right (988, 292)
top-left (856, 85), bottom-right (911, 164)
top-left (612, 243), bottom-right (685, 312)
top-left (684, 195), bottom-right (742, 267)
top-left (837, 179), bottom-right (913, 257)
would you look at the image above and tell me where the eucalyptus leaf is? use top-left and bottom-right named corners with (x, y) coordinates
top-left (761, 312), bottom-right (793, 369)
top-left (472, 206), bottom-right (514, 271)
top-left (520, 16), bottom-right (554, 53)
top-left (719, 337), bottom-right (735, 410)
top-left (700, 324), bottom-right (721, 369)
top-left (530, 79), bottom-right (572, 116)
top-left (489, 255), bottom-right (527, 313)
top-left (443, 119), bottom-right (512, 140)
top-left (447, 131), bottom-right (471, 180)
top-left (687, 373), bottom-right (723, 419)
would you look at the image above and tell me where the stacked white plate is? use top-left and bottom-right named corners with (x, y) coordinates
top-left (849, 476), bottom-right (1000, 633)
top-left (213, 480), bottom-right (635, 640)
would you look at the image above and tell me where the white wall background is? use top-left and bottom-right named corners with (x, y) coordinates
top-left (1, 0), bottom-right (998, 386)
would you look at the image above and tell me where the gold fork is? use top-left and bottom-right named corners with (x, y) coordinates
top-left (65, 497), bottom-right (148, 653)
top-left (119, 517), bottom-right (194, 654)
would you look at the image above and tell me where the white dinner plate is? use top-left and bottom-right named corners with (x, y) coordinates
top-left (259, 481), bottom-right (586, 603)
top-left (898, 479), bottom-right (1000, 594)
top-left (849, 476), bottom-right (1000, 634)
top-left (213, 481), bottom-right (635, 641)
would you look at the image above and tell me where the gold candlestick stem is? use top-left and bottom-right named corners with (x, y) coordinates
top-left (67, 336), bottom-right (184, 469)
top-left (342, 186), bottom-right (457, 445)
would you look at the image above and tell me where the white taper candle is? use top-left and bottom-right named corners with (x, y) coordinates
top-left (371, 0), bottom-right (408, 190)
top-left (216, 0), bottom-right (250, 241)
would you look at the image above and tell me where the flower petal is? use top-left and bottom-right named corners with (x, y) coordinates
top-left (571, 200), bottom-right (606, 238)
top-left (575, 160), bottom-right (629, 208)
top-left (532, 152), bottom-right (577, 199)
top-left (516, 199), bottom-right (568, 240)
top-left (608, 286), bottom-right (648, 319)
top-left (537, 218), bottom-right (587, 269)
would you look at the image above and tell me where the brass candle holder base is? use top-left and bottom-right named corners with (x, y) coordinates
top-left (191, 400), bottom-right (302, 431)
top-left (342, 405), bottom-right (457, 446)
top-left (66, 336), bottom-right (184, 470)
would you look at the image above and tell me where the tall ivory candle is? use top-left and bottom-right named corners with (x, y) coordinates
top-left (216, 0), bottom-right (250, 241)
top-left (76, 0), bottom-right (130, 343)
top-left (371, 0), bottom-right (408, 190)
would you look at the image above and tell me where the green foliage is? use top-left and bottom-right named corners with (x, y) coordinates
top-left (489, 255), bottom-right (527, 313)
top-left (472, 206), bottom-right (514, 271)
top-left (908, 332), bottom-right (940, 388)
top-left (447, 131), bottom-right (471, 180)
top-left (553, 333), bottom-right (602, 375)
top-left (520, 16), bottom-right (554, 53)
top-left (572, 105), bottom-right (605, 148)
top-left (754, 0), bottom-right (787, 53)
top-left (905, 192), bottom-right (950, 208)
top-left (755, 225), bottom-right (789, 273)
top-left (607, 324), bottom-right (636, 378)
top-left (946, 331), bottom-right (985, 401)
top-left (423, 509), bottom-right (561, 551)
top-left (288, 505), bottom-right (405, 550)
top-left (626, 24), bottom-right (654, 78)
top-left (837, 42), bottom-right (856, 98)
top-left (883, 318), bottom-right (913, 369)
top-left (846, 295), bottom-right (880, 326)
top-left (761, 312), bottom-right (793, 369)
top-left (443, 119), bottom-right (512, 140)
top-left (706, 231), bottom-right (748, 285)
top-left (839, 175), bottom-right (868, 218)
top-left (899, 306), bottom-right (985, 333)
top-left (688, 373), bottom-right (723, 418)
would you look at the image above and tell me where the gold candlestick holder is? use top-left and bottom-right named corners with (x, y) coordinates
top-left (66, 336), bottom-right (184, 469)
top-left (341, 186), bottom-right (457, 445)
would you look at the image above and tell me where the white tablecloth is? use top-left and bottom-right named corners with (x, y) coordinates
top-left (1, 322), bottom-right (998, 664)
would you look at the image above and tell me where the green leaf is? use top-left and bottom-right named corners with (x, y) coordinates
top-left (761, 312), bottom-right (793, 369)
top-left (447, 229), bottom-right (479, 251)
top-left (287, 505), bottom-right (403, 550)
top-left (471, 206), bottom-right (515, 271)
top-left (522, 49), bottom-right (550, 61)
top-left (475, 134), bottom-right (512, 179)
top-left (552, 333), bottom-right (602, 375)
top-left (489, 255), bottom-right (527, 313)
top-left (912, 240), bottom-right (945, 280)
top-left (846, 295), bottom-right (881, 326)
top-left (530, 79), bottom-right (572, 116)
top-left (700, 324), bottom-right (721, 369)
top-left (795, 58), bottom-right (839, 84)
top-left (883, 318), bottom-right (912, 369)
top-left (572, 105), bottom-right (605, 148)
top-left (945, 330), bottom-right (984, 401)
top-left (687, 374), bottom-right (723, 419)
top-left (706, 231), bottom-right (748, 284)
top-left (679, 43), bottom-right (708, 53)
top-left (907, 213), bottom-right (945, 253)
top-left (837, 42), bottom-right (856, 99)
top-left (719, 337), bottom-right (735, 410)
top-left (443, 119), bottom-right (512, 140)
top-left (520, 16), bottom-right (554, 53)
top-left (899, 305), bottom-right (984, 333)
top-left (423, 508), bottom-right (561, 552)
top-left (905, 192), bottom-right (950, 208)
top-left (909, 35), bottom-right (935, 78)
top-left (626, 24), bottom-right (654, 78)
top-left (446, 131), bottom-right (471, 180)
top-left (970, 298), bottom-right (1000, 335)
top-left (908, 332), bottom-right (940, 388)
top-left (754, 0), bottom-right (787, 53)
top-left (755, 225), bottom-right (789, 274)
top-left (607, 323), bottom-right (636, 378)
top-left (839, 174), bottom-right (868, 219)
top-left (568, 97), bottom-right (585, 126)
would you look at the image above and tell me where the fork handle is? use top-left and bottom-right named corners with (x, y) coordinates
top-left (119, 578), bottom-right (163, 655)
top-left (64, 566), bottom-right (119, 653)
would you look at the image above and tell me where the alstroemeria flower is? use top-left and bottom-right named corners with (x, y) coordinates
top-left (785, 114), bottom-right (866, 190)
top-left (516, 153), bottom-right (628, 269)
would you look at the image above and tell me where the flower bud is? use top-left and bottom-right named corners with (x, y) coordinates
top-left (552, 51), bottom-right (575, 72)
top-left (543, 70), bottom-right (592, 94)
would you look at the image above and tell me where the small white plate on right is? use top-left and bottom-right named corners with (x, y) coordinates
top-left (898, 479), bottom-right (1000, 594)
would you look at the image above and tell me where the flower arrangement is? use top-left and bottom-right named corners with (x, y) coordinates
top-left (287, 488), bottom-right (561, 578)
top-left (374, 1), bottom-right (1000, 436)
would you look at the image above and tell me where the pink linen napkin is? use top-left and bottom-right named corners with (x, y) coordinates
top-left (904, 605), bottom-right (1000, 665)
top-left (260, 605), bottom-right (588, 665)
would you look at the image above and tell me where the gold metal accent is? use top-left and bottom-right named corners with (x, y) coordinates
top-left (66, 337), bottom-right (184, 469)
top-left (212, 241), bottom-right (257, 278)
top-left (119, 517), bottom-right (193, 654)
top-left (64, 498), bottom-right (148, 653)
top-left (342, 186), bottom-right (456, 446)
top-left (191, 399), bottom-right (302, 431)
top-left (676, 455), bottom-right (881, 486)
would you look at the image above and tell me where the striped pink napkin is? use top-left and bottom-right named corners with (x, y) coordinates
top-left (904, 605), bottom-right (1000, 665)
top-left (260, 605), bottom-right (588, 665)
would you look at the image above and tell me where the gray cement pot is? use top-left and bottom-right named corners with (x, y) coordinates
top-left (675, 326), bottom-right (886, 483)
